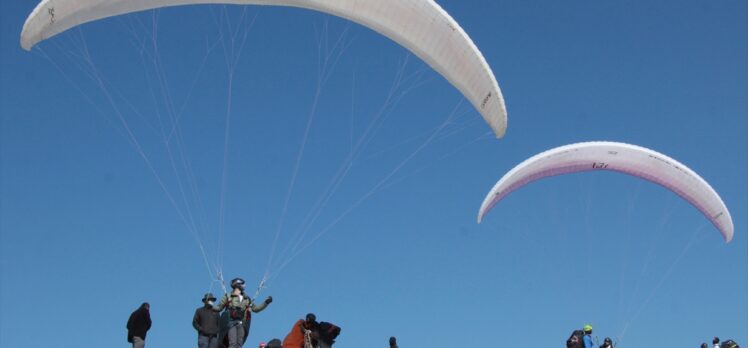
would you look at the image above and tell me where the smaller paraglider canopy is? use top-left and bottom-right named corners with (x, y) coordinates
top-left (477, 141), bottom-right (734, 243)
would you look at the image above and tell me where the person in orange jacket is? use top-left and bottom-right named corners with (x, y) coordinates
top-left (282, 313), bottom-right (318, 348)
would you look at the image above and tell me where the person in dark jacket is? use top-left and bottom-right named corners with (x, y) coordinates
top-left (194, 293), bottom-right (220, 348)
top-left (127, 302), bottom-right (152, 348)
top-left (389, 336), bottom-right (399, 348)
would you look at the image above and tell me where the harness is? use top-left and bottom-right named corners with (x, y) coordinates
top-left (224, 293), bottom-right (250, 325)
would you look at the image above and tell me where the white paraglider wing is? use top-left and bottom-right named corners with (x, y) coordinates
top-left (477, 141), bottom-right (734, 243)
top-left (20, 0), bottom-right (507, 137)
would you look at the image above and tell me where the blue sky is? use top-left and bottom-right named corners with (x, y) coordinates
top-left (1, 1), bottom-right (746, 347)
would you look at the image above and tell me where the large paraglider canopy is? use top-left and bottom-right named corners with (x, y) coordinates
top-left (20, 0), bottom-right (507, 137)
top-left (477, 141), bottom-right (734, 243)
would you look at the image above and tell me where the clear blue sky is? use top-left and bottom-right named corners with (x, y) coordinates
top-left (1, 1), bottom-right (746, 347)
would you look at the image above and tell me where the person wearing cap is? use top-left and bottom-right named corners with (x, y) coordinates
top-left (194, 293), bottom-right (220, 348)
top-left (582, 325), bottom-right (596, 348)
top-left (600, 337), bottom-right (613, 348)
top-left (214, 277), bottom-right (273, 348)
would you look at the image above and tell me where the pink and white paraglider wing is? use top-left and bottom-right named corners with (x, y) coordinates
top-left (477, 141), bottom-right (733, 243)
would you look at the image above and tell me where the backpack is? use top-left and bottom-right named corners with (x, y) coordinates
top-left (566, 330), bottom-right (585, 348)
top-left (721, 340), bottom-right (740, 348)
top-left (317, 321), bottom-right (341, 343)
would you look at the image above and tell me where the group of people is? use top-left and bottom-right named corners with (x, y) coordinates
top-left (273, 313), bottom-right (341, 348)
top-left (566, 325), bottom-right (613, 348)
top-left (702, 337), bottom-right (741, 348)
top-left (130, 298), bottom-right (744, 348)
top-left (126, 277), bottom-right (345, 348)
top-left (193, 277), bottom-right (273, 348)
top-left (566, 325), bottom-right (741, 348)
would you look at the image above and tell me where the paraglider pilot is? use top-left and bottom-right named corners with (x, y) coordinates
top-left (214, 278), bottom-right (273, 348)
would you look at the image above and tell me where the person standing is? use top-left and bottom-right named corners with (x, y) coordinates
top-left (214, 278), bottom-right (273, 348)
top-left (582, 325), bottom-right (597, 348)
top-left (127, 302), bottom-right (152, 348)
top-left (194, 293), bottom-right (220, 348)
top-left (389, 336), bottom-right (399, 348)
